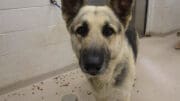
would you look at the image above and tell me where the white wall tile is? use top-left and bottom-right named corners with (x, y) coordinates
top-left (0, 6), bottom-right (61, 34)
top-left (0, 23), bottom-right (68, 56)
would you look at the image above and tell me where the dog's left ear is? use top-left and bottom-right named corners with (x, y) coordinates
top-left (61, 0), bottom-right (87, 25)
top-left (108, 0), bottom-right (134, 28)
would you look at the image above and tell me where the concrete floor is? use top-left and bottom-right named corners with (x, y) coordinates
top-left (0, 34), bottom-right (179, 101)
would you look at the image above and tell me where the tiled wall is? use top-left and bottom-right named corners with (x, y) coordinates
top-left (0, 0), bottom-right (75, 89)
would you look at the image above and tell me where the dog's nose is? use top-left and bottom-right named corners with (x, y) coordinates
top-left (81, 50), bottom-right (104, 75)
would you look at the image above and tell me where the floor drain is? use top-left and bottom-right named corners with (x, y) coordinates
top-left (61, 94), bottom-right (78, 101)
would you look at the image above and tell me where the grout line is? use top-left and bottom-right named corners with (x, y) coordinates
top-left (0, 63), bottom-right (78, 96)
top-left (0, 4), bottom-right (50, 11)
top-left (0, 25), bottom-right (57, 35)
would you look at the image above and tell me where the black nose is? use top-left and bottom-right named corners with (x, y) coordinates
top-left (81, 49), bottom-right (104, 75)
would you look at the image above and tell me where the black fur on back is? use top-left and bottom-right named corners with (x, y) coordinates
top-left (125, 27), bottom-right (138, 61)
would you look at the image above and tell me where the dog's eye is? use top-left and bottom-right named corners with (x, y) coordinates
top-left (102, 24), bottom-right (115, 37)
top-left (75, 22), bottom-right (89, 37)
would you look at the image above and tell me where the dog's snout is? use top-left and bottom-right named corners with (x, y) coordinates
top-left (80, 49), bottom-right (104, 75)
top-left (84, 53), bottom-right (104, 70)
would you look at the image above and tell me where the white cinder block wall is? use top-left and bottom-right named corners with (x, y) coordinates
top-left (0, 0), bottom-right (75, 90)
top-left (146, 0), bottom-right (180, 35)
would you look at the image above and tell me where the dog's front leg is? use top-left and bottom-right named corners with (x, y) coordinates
top-left (113, 61), bottom-right (136, 101)
top-left (93, 89), bottom-right (108, 101)
top-left (88, 78), bottom-right (109, 101)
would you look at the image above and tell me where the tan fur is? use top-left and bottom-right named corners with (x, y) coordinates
top-left (70, 6), bottom-right (124, 59)
top-left (61, 0), bottom-right (137, 100)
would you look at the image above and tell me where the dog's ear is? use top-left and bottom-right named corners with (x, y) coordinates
top-left (61, 0), bottom-right (87, 25)
top-left (108, 0), bottom-right (134, 27)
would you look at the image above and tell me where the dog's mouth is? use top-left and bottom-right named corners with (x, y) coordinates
top-left (79, 62), bottom-right (107, 76)
top-left (79, 48), bottom-right (110, 76)
top-left (80, 61), bottom-right (108, 76)
top-left (82, 67), bottom-right (101, 76)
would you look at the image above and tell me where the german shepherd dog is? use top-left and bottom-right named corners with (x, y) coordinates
top-left (61, 0), bottom-right (138, 101)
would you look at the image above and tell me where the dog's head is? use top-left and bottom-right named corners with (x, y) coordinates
top-left (61, 0), bottom-right (134, 76)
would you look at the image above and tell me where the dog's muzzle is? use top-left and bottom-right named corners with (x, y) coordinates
top-left (79, 48), bottom-right (109, 76)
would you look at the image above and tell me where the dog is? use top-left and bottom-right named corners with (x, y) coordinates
top-left (61, 0), bottom-right (138, 101)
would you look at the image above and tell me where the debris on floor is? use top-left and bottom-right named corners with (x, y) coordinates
top-left (0, 69), bottom-right (96, 101)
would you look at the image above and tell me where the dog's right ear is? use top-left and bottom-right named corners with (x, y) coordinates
top-left (107, 0), bottom-right (134, 28)
top-left (61, 0), bottom-right (87, 25)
